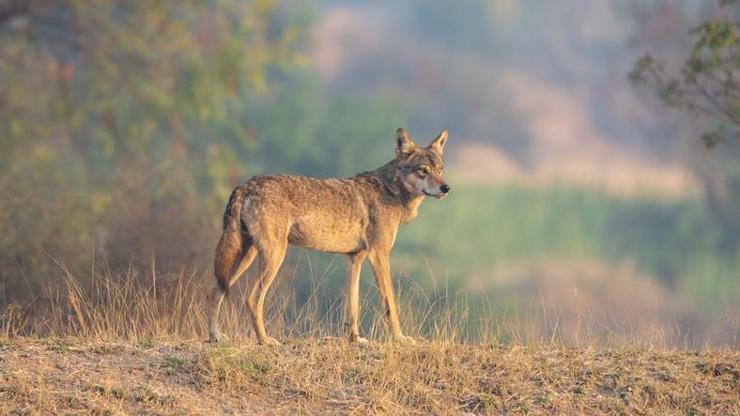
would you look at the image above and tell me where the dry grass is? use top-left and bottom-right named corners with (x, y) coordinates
top-left (1, 268), bottom-right (738, 414)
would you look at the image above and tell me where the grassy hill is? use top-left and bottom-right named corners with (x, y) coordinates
top-left (1, 338), bottom-right (738, 415)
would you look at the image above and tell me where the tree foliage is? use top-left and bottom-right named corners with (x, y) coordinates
top-left (630, 0), bottom-right (740, 252)
top-left (630, 0), bottom-right (739, 148)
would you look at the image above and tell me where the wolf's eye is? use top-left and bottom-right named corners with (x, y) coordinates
top-left (416, 166), bottom-right (428, 176)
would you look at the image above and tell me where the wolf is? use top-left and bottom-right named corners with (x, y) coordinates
top-left (207, 128), bottom-right (450, 345)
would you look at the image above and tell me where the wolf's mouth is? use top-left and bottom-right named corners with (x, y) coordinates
top-left (422, 190), bottom-right (446, 199)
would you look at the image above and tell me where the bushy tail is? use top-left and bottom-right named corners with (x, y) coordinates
top-left (214, 186), bottom-right (249, 293)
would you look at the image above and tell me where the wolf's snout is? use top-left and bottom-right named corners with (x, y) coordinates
top-left (440, 184), bottom-right (450, 194)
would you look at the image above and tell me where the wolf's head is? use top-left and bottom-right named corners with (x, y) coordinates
top-left (394, 128), bottom-right (450, 199)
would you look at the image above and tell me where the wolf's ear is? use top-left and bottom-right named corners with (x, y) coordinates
top-left (428, 129), bottom-right (448, 154)
top-left (395, 128), bottom-right (417, 158)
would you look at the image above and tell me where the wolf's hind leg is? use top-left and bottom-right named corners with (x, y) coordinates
top-left (246, 240), bottom-right (287, 346)
top-left (208, 245), bottom-right (257, 342)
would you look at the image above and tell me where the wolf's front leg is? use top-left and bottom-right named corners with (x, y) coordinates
top-left (345, 251), bottom-right (368, 343)
top-left (367, 251), bottom-right (415, 344)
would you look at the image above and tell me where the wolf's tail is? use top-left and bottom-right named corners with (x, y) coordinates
top-left (214, 186), bottom-right (249, 294)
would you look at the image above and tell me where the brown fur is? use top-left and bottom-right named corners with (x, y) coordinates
top-left (207, 128), bottom-right (450, 345)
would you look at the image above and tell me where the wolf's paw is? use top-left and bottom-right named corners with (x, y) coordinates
top-left (207, 332), bottom-right (228, 343)
top-left (258, 336), bottom-right (282, 346)
top-left (349, 334), bottom-right (369, 344)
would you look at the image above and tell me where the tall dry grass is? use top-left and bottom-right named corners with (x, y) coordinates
top-left (2, 257), bottom-right (733, 349)
top-left (0, 263), bottom-right (496, 344)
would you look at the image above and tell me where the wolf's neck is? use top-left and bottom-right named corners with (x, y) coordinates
top-left (354, 159), bottom-right (424, 222)
top-left (355, 159), bottom-right (403, 198)
top-left (401, 194), bottom-right (424, 223)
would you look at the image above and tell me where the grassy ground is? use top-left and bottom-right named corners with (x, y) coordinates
top-left (1, 337), bottom-right (738, 415)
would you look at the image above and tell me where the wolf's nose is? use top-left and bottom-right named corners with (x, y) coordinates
top-left (440, 184), bottom-right (450, 194)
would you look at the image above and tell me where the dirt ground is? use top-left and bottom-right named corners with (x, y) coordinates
top-left (1, 338), bottom-right (738, 415)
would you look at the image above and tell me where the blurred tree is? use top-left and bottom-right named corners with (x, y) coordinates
top-left (629, 0), bottom-right (740, 251)
top-left (0, 0), bottom-right (305, 295)
top-left (630, 0), bottom-right (739, 149)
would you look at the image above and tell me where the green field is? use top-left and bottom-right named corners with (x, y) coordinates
top-left (397, 185), bottom-right (736, 297)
